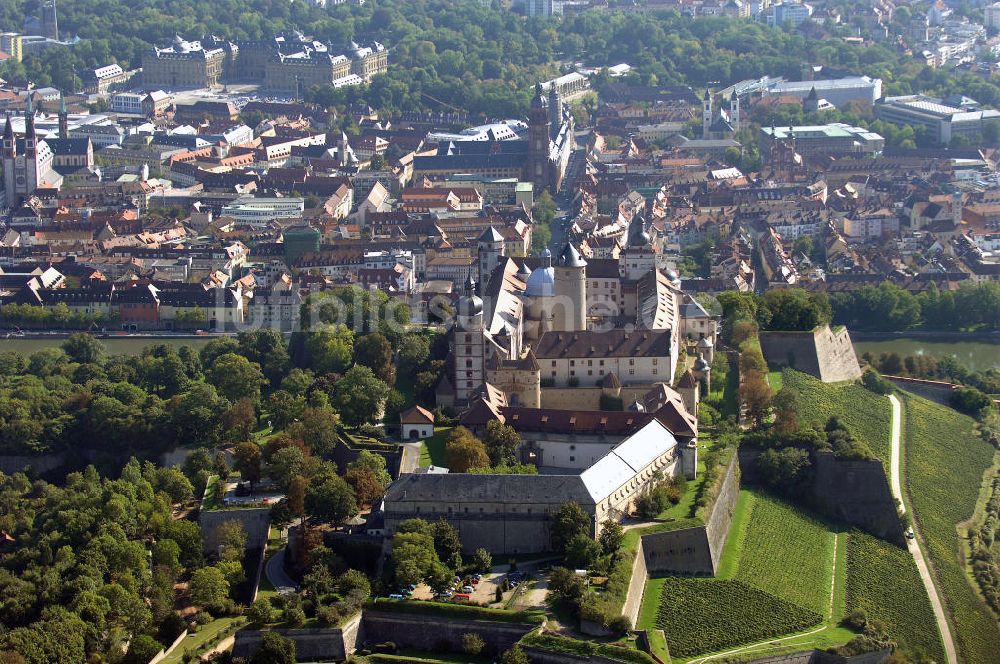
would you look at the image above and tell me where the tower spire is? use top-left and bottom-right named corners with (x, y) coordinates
top-left (25, 94), bottom-right (35, 156)
top-left (58, 90), bottom-right (68, 139)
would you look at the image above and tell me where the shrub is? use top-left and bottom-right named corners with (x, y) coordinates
top-left (861, 369), bottom-right (894, 395)
top-left (461, 633), bottom-right (485, 655)
top-left (284, 606), bottom-right (306, 627)
top-left (247, 598), bottom-right (274, 628)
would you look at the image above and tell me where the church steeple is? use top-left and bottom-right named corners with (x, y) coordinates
top-left (2, 113), bottom-right (14, 158)
top-left (24, 94), bottom-right (35, 156)
top-left (58, 90), bottom-right (68, 139)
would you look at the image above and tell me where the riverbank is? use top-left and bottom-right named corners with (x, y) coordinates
top-left (852, 337), bottom-right (1000, 373)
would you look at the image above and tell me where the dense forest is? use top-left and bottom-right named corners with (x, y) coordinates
top-left (4, 0), bottom-right (1000, 119)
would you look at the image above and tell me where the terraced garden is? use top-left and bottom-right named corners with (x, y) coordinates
top-left (846, 530), bottom-right (944, 660)
top-left (782, 369), bottom-right (891, 468)
top-left (652, 578), bottom-right (822, 657)
top-left (901, 394), bottom-right (1000, 664)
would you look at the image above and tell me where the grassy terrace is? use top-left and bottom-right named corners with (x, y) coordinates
top-left (418, 426), bottom-right (453, 468)
top-left (781, 369), bottom-right (892, 470)
top-left (901, 393), bottom-right (1000, 664)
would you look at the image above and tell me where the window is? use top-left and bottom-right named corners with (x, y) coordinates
top-left (570, 360), bottom-right (575, 367)
top-left (465, 360), bottom-right (473, 368)
top-left (652, 369), bottom-right (657, 375)
top-left (570, 445), bottom-right (575, 450)
top-left (551, 361), bottom-right (557, 367)
top-left (588, 360), bottom-right (593, 366)
top-left (629, 369), bottom-right (635, 375)
top-left (569, 456), bottom-right (575, 462)
top-left (629, 359), bottom-right (635, 366)
top-left (652, 358), bottom-right (658, 366)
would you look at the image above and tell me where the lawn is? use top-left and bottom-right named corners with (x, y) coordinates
top-left (845, 530), bottom-right (944, 660)
top-left (782, 369), bottom-right (892, 469)
top-left (767, 370), bottom-right (783, 394)
top-left (901, 393), bottom-right (1000, 664)
top-left (418, 426), bottom-right (453, 468)
top-left (160, 616), bottom-right (246, 664)
top-left (732, 491), bottom-right (837, 615)
top-left (652, 578), bottom-right (822, 658)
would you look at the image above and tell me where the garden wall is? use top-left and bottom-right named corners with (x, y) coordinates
top-left (639, 458), bottom-right (740, 575)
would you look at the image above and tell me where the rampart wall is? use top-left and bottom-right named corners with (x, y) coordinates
top-left (759, 325), bottom-right (862, 383)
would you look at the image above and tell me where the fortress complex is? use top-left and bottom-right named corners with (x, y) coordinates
top-left (143, 33), bottom-right (387, 91)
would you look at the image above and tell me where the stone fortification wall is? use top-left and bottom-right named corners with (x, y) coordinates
top-left (883, 376), bottom-right (955, 405)
top-left (231, 613), bottom-right (362, 661)
top-left (623, 538), bottom-right (648, 627)
top-left (361, 612), bottom-right (535, 652)
top-left (0, 453), bottom-right (66, 475)
top-left (198, 506), bottom-right (271, 553)
top-left (759, 325), bottom-right (862, 383)
top-left (640, 456), bottom-right (740, 575)
top-left (739, 449), bottom-right (903, 546)
top-left (521, 645), bottom-right (645, 664)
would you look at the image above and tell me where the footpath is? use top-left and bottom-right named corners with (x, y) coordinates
top-left (887, 394), bottom-right (957, 664)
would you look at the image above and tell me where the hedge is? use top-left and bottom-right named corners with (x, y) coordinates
top-left (369, 598), bottom-right (544, 624)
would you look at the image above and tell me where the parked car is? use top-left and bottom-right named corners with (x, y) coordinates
top-left (461, 585), bottom-right (474, 593)
top-left (453, 593), bottom-right (471, 602)
top-left (388, 594), bottom-right (404, 600)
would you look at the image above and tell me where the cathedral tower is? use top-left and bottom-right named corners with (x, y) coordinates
top-left (527, 82), bottom-right (551, 192)
top-left (454, 275), bottom-right (486, 405)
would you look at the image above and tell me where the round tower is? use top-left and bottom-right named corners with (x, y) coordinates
top-left (525, 248), bottom-right (555, 339)
top-left (553, 242), bottom-right (587, 332)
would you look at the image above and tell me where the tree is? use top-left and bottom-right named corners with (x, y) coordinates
top-left (345, 466), bottom-right (384, 506)
top-left (247, 597), bottom-right (275, 628)
top-left (269, 446), bottom-right (306, 489)
top-left (188, 567), bottom-right (229, 614)
top-left (61, 333), bottom-right (106, 364)
top-left (252, 631), bottom-right (296, 664)
top-left (740, 371), bottom-right (774, 428)
top-left (332, 365), bottom-right (390, 427)
top-left (348, 449), bottom-right (391, 486)
top-left (151, 538), bottom-right (181, 573)
top-left (305, 474), bottom-right (358, 524)
top-left (598, 519), bottom-right (624, 555)
top-left (951, 386), bottom-right (993, 418)
top-left (217, 520), bottom-right (248, 562)
top-left (771, 385), bottom-right (799, 434)
top-left (336, 569), bottom-right (371, 601)
top-left (432, 518), bottom-right (464, 570)
top-left (206, 353), bottom-right (265, 403)
top-left (123, 635), bottom-right (163, 664)
top-left (233, 442), bottom-right (263, 492)
top-left (551, 502), bottom-right (591, 553)
top-left (472, 548), bottom-right (492, 573)
top-left (484, 420), bottom-right (520, 467)
top-left (547, 567), bottom-right (586, 606)
top-left (237, 328), bottom-right (290, 385)
top-left (446, 427), bottom-right (490, 472)
top-left (565, 533), bottom-right (601, 569)
top-left (287, 474), bottom-right (307, 518)
top-left (286, 405), bottom-right (339, 456)
top-left (397, 334), bottom-right (430, 375)
top-left (220, 398), bottom-right (257, 443)
top-left (756, 447), bottom-right (811, 491)
top-left (354, 332), bottom-right (395, 385)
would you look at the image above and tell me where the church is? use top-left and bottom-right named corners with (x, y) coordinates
top-left (412, 82), bottom-right (575, 194)
top-left (1, 95), bottom-right (62, 208)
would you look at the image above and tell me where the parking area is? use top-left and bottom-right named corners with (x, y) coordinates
top-left (387, 569), bottom-right (548, 608)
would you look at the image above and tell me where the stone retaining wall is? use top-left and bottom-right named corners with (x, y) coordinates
top-left (640, 456), bottom-right (740, 576)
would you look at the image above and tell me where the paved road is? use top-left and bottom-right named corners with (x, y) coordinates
top-left (265, 546), bottom-right (299, 592)
top-left (399, 441), bottom-right (422, 475)
top-left (888, 394), bottom-right (957, 664)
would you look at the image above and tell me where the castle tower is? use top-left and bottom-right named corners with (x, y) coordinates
top-left (454, 275), bottom-right (486, 405)
top-left (477, 225), bottom-right (505, 288)
top-left (702, 89), bottom-right (712, 139)
top-left (58, 91), bottom-right (68, 140)
top-left (697, 335), bottom-right (714, 365)
top-left (548, 83), bottom-right (561, 135)
top-left (553, 242), bottom-right (587, 332)
top-left (729, 90), bottom-right (740, 132)
top-left (527, 82), bottom-right (551, 192)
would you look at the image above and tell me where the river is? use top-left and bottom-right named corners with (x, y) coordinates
top-left (853, 338), bottom-right (1000, 373)
top-left (0, 336), bottom-right (215, 356)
